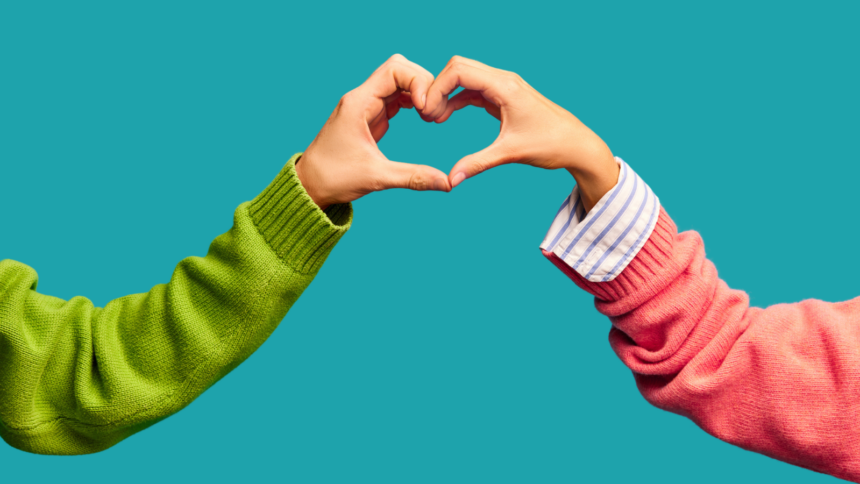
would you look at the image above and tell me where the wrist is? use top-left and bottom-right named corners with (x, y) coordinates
top-left (294, 155), bottom-right (331, 211)
top-left (564, 142), bottom-right (619, 214)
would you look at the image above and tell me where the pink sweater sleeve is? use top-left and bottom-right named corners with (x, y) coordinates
top-left (544, 206), bottom-right (860, 481)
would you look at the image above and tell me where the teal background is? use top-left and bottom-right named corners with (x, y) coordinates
top-left (1, 1), bottom-right (858, 482)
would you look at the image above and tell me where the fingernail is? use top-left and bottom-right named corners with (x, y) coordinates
top-left (433, 179), bottom-right (447, 192)
top-left (421, 93), bottom-right (427, 110)
top-left (451, 172), bottom-right (466, 187)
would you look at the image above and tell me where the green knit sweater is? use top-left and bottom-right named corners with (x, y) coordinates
top-left (0, 153), bottom-right (351, 455)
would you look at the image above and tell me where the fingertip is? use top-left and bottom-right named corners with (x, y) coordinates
top-left (432, 178), bottom-right (451, 192)
top-left (451, 172), bottom-right (467, 188)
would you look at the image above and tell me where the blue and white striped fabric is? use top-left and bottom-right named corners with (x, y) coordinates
top-left (540, 157), bottom-right (660, 282)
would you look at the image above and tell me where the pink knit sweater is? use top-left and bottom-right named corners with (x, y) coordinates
top-left (544, 207), bottom-right (860, 482)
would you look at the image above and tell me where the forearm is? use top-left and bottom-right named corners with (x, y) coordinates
top-left (0, 153), bottom-right (351, 455)
top-left (546, 207), bottom-right (860, 481)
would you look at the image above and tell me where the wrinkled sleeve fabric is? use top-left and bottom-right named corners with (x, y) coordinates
top-left (543, 203), bottom-right (860, 481)
top-left (0, 153), bottom-right (351, 455)
top-left (540, 157), bottom-right (661, 282)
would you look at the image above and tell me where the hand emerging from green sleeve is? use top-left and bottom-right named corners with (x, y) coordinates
top-left (0, 54), bottom-right (447, 456)
top-left (296, 54), bottom-right (451, 211)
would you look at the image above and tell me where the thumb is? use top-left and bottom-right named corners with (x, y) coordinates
top-left (380, 160), bottom-right (452, 192)
top-left (448, 141), bottom-right (512, 188)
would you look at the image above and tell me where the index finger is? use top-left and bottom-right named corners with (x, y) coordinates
top-left (362, 54), bottom-right (435, 111)
top-left (423, 56), bottom-right (511, 120)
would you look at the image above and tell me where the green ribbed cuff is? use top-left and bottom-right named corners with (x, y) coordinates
top-left (247, 152), bottom-right (352, 274)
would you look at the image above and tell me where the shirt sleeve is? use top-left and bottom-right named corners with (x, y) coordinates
top-left (540, 156), bottom-right (661, 282)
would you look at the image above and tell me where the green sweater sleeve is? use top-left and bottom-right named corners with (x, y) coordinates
top-left (0, 153), bottom-right (351, 455)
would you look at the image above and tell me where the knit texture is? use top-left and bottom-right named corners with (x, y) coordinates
top-left (544, 207), bottom-right (860, 482)
top-left (0, 152), bottom-right (351, 455)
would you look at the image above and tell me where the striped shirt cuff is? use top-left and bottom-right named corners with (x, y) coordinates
top-left (539, 157), bottom-right (661, 282)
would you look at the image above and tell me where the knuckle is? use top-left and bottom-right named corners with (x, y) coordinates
top-left (340, 89), bottom-right (358, 106)
top-left (469, 158), bottom-right (486, 175)
top-left (386, 54), bottom-right (410, 71)
top-left (506, 70), bottom-right (523, 81)
top-left (498, 70), bottom-right (523, 86)
top-left (408, 170), bottom-right (429, 191)
top-left (502, 76), bottom-right (521, 93)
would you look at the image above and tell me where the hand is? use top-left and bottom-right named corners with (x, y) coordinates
top-left (296, 54), bottom-right (452, 211)
top-left (422, 56), bottom-right (620, 213)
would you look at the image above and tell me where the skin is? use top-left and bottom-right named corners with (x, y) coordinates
top-left (295, 54), bottom-right (451, 211)
top-left (297, 54), bottom-right (619, 215)
top-left (421, 56), bottom-right (620, 214)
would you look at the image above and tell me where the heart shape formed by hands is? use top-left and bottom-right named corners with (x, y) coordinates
top-left (296, 54), bottom-right (619, 214)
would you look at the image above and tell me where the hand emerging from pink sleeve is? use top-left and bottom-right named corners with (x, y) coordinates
top-left (421, 55), bottom-right (619, 213)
